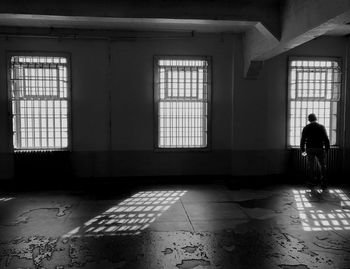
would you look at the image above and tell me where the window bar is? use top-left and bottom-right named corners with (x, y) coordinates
top-left (58, 68), bottom-right (63, 148)
top-left (166, 100), bottom-right (169, 148)
top-left (50, 66), bottom-right (54, 148)
top-left (45, 98), bottom-right (48, 149)
top-left (324, 66), bottom-right (328, 100)
top-left (194, 102), bottom-right (197, 146)
top-left (187, 101), bottom-right (189, 148)
top-left (189, 101), bottom-right (192, 147)
top-left (194, 102), bottom-right (196, 146)
top-left (307, 63), bottom-right (311, 98)
top-left (53, 100), bottom-right (56, 149)
top-left (204, 66), bottom-right (207, 147)
top-left (330, 65), bottom-right (335, 144)
top-left (195, 101), bottom-right (197, 146)
top-left (174, 69), bottom-right (177, 148)
top-left (184, 66), bottom-right (187, 147)
top-left (170, 101), bottom-right (172, 148)
top-left (163, 101), bottom-right (165, 148)
top-left (55, 69), bottom-right (59, 147)
top-left (13, 63), bottom-right (21, 148)
top-left (165, 101), bottom-right (167, 148)
top-left (184, 69), bottom-right (187, 147)
top-left (32, 69), bottom-right (35, 148)
top-left (190, 67), bottom-right (194, 98)
top-left (181, 68), bottom-right (184, 147)
top-left (176, 80), bottom-right (178, 146)
top-left (177, 68), bottom-right (180, 147)
top-left (33, 67), bottom-right (38, 148)
top-left (330, 65), bottom-right (333, 100)
top-left (176, 68), bottom-right (182, 147)
top-left (187, 74), bottom-right (190, 147)
top-left (188, 101), bottom-right (190, 147)
top-left (22, 68), bottom-right (27, 149)
top-left (187, 102), bottom-right (190, 147)
top-left (159, 66), bottom-right (162, 147)
top-left (39, 98), bottom-right (42, 149)
top-left (170, 100), bottom-right (172, 148)
top-left (198, 67), bottom-right (202, 147)
top-left (25, 95), bottom-right (29, 149)
top-left (202, 103), bottom-right (206, 147)
top-left (159, 102), bottom-right (162, 148)
top-left (31, 93), bottom-right (35, 148)
top-left (168, 68), bottom-right (171, 99)
top-left (182, 100), bottom-right (184, 148)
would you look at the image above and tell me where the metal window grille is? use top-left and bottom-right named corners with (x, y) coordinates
top-left (288, 59), bottom-right (341, 146)
top-left (155, 58), bottom-right (210, 148)
top-left (9, 56), bottom-right (69, 151)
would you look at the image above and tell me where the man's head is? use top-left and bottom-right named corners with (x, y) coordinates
top-left (308, 113), bottom-right (317, 122)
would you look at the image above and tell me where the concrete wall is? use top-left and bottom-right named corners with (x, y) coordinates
top-left (0, 34), bottom-right (348, 179)
top-left (0, 34), bottom-right (234, 178)
top-left (231, 36), bottom-right (349, 176)
top-left (267, 36), bottom-right (349, 177)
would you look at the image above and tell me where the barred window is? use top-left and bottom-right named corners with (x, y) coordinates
top-left (288, 58), bottom-right (341, 146)
top-left (9, 55), bottom-right (69, 151)
top-left (155, 57), bottom-right (210, 149)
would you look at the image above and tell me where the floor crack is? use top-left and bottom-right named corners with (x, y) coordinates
top-left (180, 199), bottom-right (195, 232)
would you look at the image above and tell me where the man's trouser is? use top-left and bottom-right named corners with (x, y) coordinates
top-left (306, 148), bottom-right (327, 181)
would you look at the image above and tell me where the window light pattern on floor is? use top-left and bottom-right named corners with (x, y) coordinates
top-left (288, 59), bottom-right (341, 146)
top-left (155, 58), bottom-right (210, 148)
top-left (293, 189), bottom-right (350, 231)
top-left (0, 197), bottom-right (14, 202)
top-left (63, 190), bottom-right (187, 238)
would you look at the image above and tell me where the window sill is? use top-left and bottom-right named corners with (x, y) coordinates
top-left (154, 147), bottom-right (211, 153)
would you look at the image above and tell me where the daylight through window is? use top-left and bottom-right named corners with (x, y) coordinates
top-left (9, 56), bottom-right (69, 151)
top-left (288, 59), bottom-right (341, 146)
top-left (155, 58), bottom-right (210, 148)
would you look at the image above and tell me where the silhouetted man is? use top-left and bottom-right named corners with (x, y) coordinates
top-left (300, 113), bottom-right (330, 189)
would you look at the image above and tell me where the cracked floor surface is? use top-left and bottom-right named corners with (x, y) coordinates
top-left (1, 184), bottom-right (350, 269)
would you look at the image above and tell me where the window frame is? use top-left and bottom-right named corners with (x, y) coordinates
top-left (153, 55), bottom-right (212, 152)
top-left (286, 56), bottom-right (343, 149)
top-left (6, 51), bottom-right (72, 152)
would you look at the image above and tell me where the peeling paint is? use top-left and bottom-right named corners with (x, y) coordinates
top-left (278, 265), bottom-right (310, 269)
top-left (176, 259), bottom-right (210, 269)
top-left (162, 248), bottom-right (173, 255)
top-left (182, 246), bottom-right (198, 254)
top-left (1, 188), bottom-right (350, 268)
top-left (0, 236), bottom-right (61, 267)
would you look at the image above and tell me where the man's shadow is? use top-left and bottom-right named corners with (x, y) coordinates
top-left (306, 189), bottom-right (350, 210)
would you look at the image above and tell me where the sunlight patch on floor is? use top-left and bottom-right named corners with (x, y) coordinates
top-left (63, 190), bottom-right (187, 238)
top-left (293, 189), bottom-right (350, 231)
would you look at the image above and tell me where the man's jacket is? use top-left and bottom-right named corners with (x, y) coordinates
top-left (300, 122), bottom-right (330, 152)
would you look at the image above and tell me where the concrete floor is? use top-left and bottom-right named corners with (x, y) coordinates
top-left (1, 184), bottom-right (350, 269)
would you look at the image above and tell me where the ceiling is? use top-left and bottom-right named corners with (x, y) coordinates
top-left (0, 0), bottom-right (281, 36)
top-left (325, 24), bottom-right (350, 36)
top-left (0, 14), bottom-right (257, 34)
